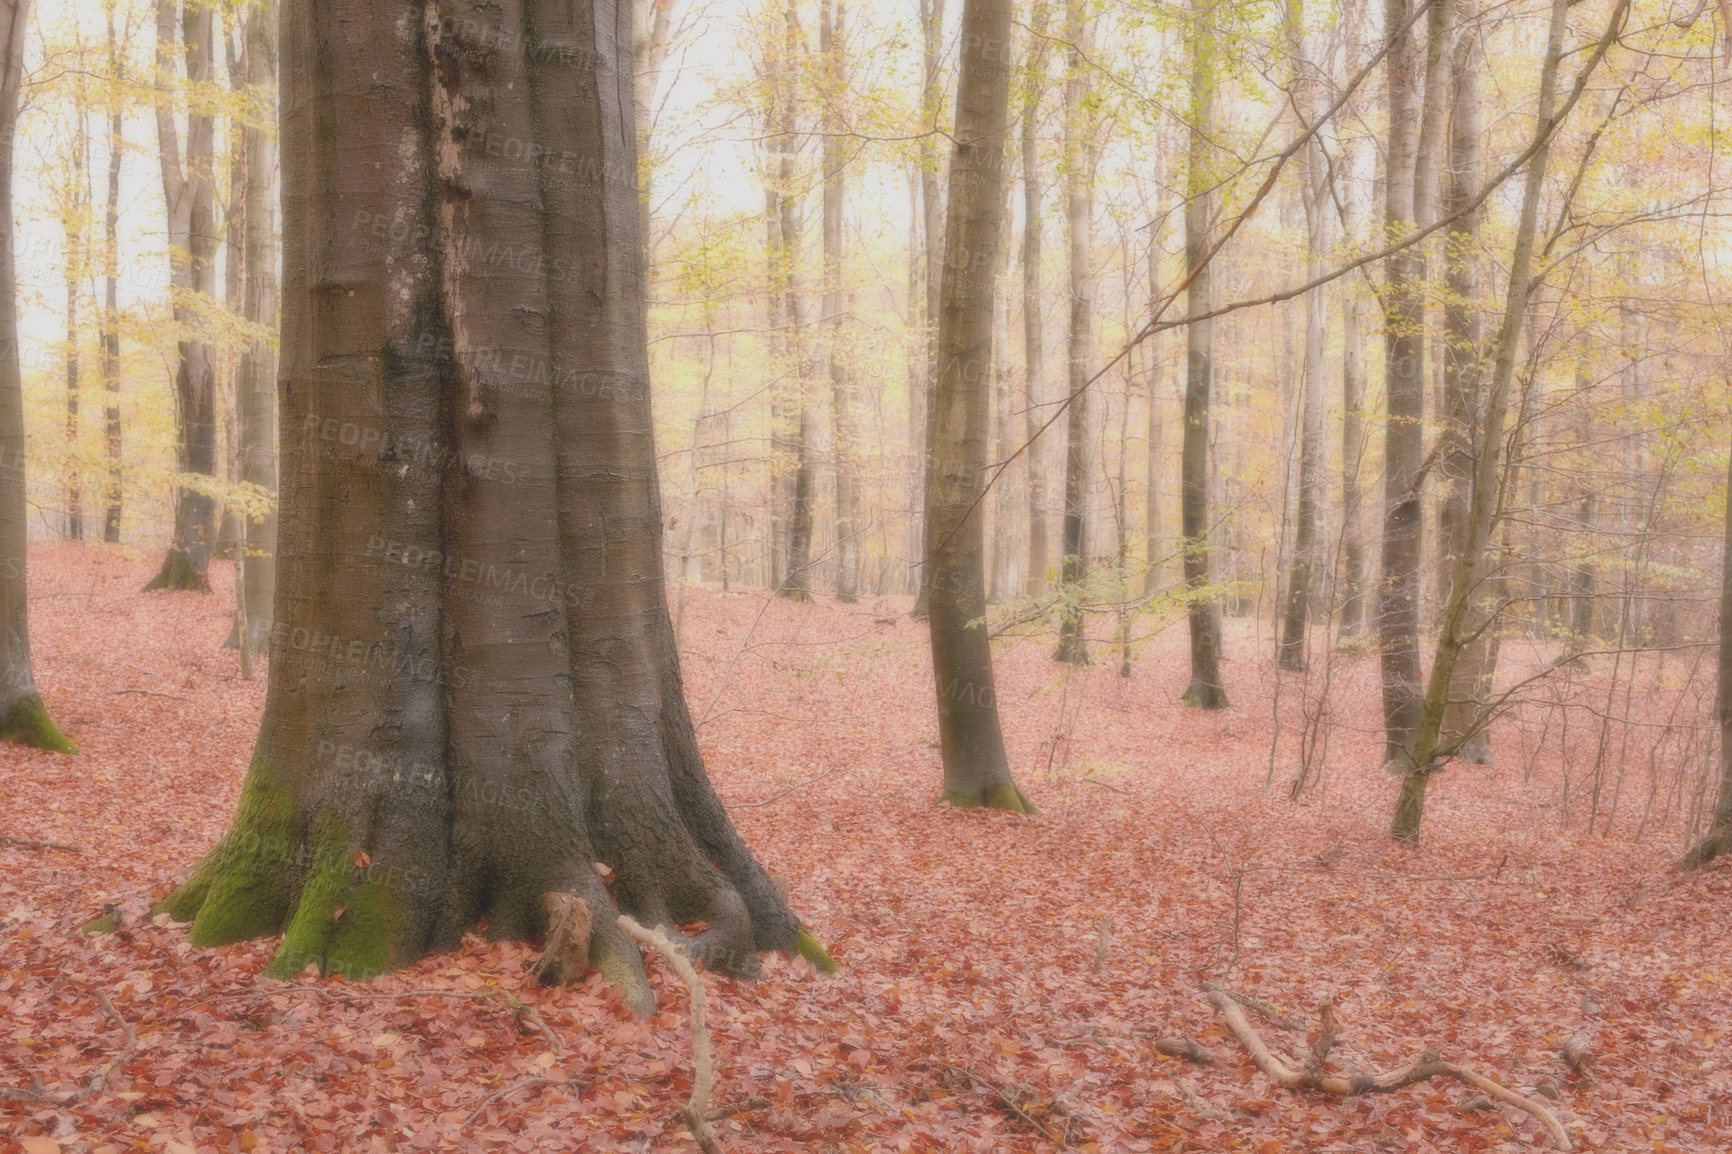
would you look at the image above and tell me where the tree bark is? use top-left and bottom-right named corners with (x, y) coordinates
top-left (925, 0), bottom-right (1029, 813)
top-left (146, 0), bottom-right (219, 592)
top-left (1021, 0), bottom-right (1050, 599)
top-left (0, 0), bottom-right (74, 753)
top-left (821, 0), bottom-right (857, 602)
top-left (910, 0), bottom-right (945, 619)
top-left (1143, 218), bottom-right (1163, 598)
top-left (1375, 0), bottom-right (1427, 760)
top-left (233, 0), bottom-right (278, 654)
top-left (1336, 150), bottom-right (1368, 644)
top-left (1680, 443), bottom-right (1732, 868)
top-left (776, 0), bottom-right (815, 600)
top-left (1181, 0), bottom-right (1227, 708)
top-left (1053, 0), bottom-right (1092, 666)
top-left (1277, 0), bottom-right (1328, 672)
top-left (1437, 7), bottom-right (1488, 763)
top-left (158, 0), bottom-right (832, 1012)
top-left (1389, 0), bottom-right (1605, 841)
top-left (62, 95), bottom-right (88, 542)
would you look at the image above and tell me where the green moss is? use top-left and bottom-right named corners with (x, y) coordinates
top-left (80, 906), bottom-right (120, 935)
top-left (792, 928), bottom-right (840, 975)
top-left (0, 693), bottom-right (76, 754)
top-left (156, 758), bottom-right (297, 944)
top-left (143, 550), bottom-right (210, 592)
top-left (263, 821), bottom-right (396, 981)
top-left (592, 930), bottom-right (657, 1019)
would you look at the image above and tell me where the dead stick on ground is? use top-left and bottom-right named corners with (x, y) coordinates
top-left (1092, 914), bottom-right (1112, 972)
top-left (0, 834), bottom-right (83, 852)
top-left (935, 1061), bottom-right (1068, 1147)
top-left (618, 915), bottom-right (725, 1154)
top-left (463, 1076), bottom-right (578, 1128)
top-left (1205, 990), bottom-right (1571, 1150)
top-left (1201, 982), bottom-right (1306, 1033)
top-left (1, 989), bottom-right (136, 1103)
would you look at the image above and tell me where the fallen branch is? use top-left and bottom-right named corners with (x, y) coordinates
top-left (706, 1095), bottom-right (769, 1122)
top-left (1206, 990), bottom-right (1571, 1150)
top-left (1178, 1078), bottom-right (1229, 1120)
top-left (722, 765), bottom-right (845, 809)
top-left (1201, 982), bottom-right (1306, 1033)
top-left (112, 688), bottom-right (191, 701)
top-left (618, 915), bottom-right (725, 1153)
top-left (1154, 1037), bottom-right (1216, 1066)
top-left (87, 992), bottom-right (136, 1093)
top-left (0, 834), bottom-right (83, 852)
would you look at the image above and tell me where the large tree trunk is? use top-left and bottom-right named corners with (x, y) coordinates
top-left (1436, 7), bottom-right (1489, 763)
top-left (232, 0), bottom-right (278, 654)
top-left (1053, 0), bottom-right (1092, 666)
top-left (1181, 0), bottom-right (1227, 708)
top-left (1375, 0), bottom-right (1427, 760)
top-left (0, 0), bottom-right (73, 753)
top-left (2, 0), bottom-right (57, 687)
top-left (147, 0), bottom-right (219, 593)
top-left (1021, 0), bottom-right (1049, 599)
top-left (158, 0), bottom-right (831, 1013)
top-left (925, 0), bottom-right (1029, 814)
top-left (821, 0), bottom-right (857, 603)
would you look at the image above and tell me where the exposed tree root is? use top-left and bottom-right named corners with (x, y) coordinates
top-left (1154, 1036), bottom-right (1216, 1065)
top-left (1205, 989), bottom-right (1571, 1150)
top-left (463, 1074), bottom-right (580, 1129)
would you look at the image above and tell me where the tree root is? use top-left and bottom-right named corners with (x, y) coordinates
top-left (1205, 989), bottom-right (1571, 1150)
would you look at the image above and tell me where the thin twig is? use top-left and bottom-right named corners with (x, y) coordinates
top-left (723, 766), bottom-right (846, 809)
top-left (463, 1075), bottom-right (578, 1128)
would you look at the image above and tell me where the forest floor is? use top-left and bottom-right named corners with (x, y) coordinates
top-left (2, 542), bottom-right (1730, 1153)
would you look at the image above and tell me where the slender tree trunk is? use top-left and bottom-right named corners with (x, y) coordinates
top-left (234, 0), bottom-right (277, 654)
top-left (910, 0), bottom-right (945, 619)
top-left (101, 42), bottom-right (122, 544)
top-left (821, 0), bottom-right (856, 602)
top-left (632, 0), bottom-right (675, 267)
top-left (146, 0), bottom-right (218, 592)
top-left (1376, 0), bottom-right (1426, 760)
top-left (1021, 0), bottom-right (1050, 599)
top-left (1053, 0), bottom-right (1092, 666)
top-left (1437, 6), bottom-right (1489, 763)
top-left (1680, 444), bottom-right (1732, 868)
top-left (0, 0), bottom-right (73, 752)
top-left (777, 0), bottom-right (815, 600)
top-left (1277, 0), bottom-right (1327, 672)
top-left (1337, 162), bottom-right (1368, 643)
top-left (926, 0), bottom-right (1029, 813)
top-left (1389, 0), bottom-right (1602, 840)
top-left (63, 102), bottom-right (88, 542)
top-left (1144, 219), bottom-right (1163, 598)
top-left (1181, 0), bottom-right (1227, 708)
top-left (158, 0), bottom-right (831, 1010)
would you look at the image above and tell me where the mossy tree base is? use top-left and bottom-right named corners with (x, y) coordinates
top-left (0, 693), bottom-right (76, 753)
top-left (143, 548), bottom-right (211, 593)
top-left (942, 781), bottom-right (1035, 814)
top-left (159, 759), bottom-right (835, 1013)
